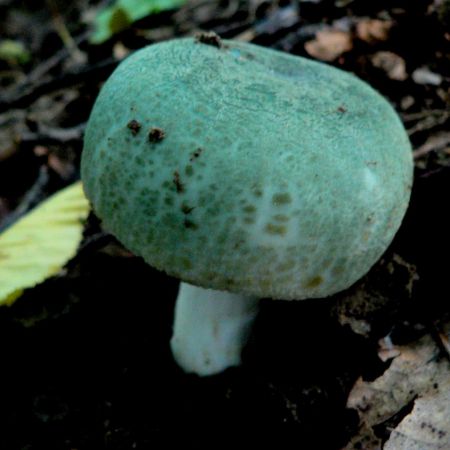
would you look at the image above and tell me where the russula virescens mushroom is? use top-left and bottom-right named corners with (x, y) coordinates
top-left (81, 36), bottom-right (413, 376)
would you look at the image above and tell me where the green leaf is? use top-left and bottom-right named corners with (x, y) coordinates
top-left (0, 182), bottom-right (90, 306)
top-left (90, 0), bottom-right (187, 44)
top-left (0, 40), bottom-right (30, 65)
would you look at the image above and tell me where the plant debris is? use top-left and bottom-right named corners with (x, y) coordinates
top-left (304, 28), bottom-right (353, 61)
top-left (347, 325), bottom-right (450, 449)
top-left (0, 0), bottom-right (448, 448)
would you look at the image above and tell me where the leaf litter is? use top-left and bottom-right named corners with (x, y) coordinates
top-left (0, 0), bottom-right (449, 448)
top-left (345, 323), bottom-right (450, 450)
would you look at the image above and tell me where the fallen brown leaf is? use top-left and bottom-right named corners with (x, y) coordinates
top-left (412, 67), bottom-right (443, 86)
top-left (346, 326), bottom-right (450, 449)
top-left (356, 19), bottom-right (393, 44)
top-left (347, 334), bottom-right (448, 425)
top-left (370, 51), bottom-right (407, 81)
top-left (305, 29), bottom-right (353, 61)
top-left (384, 377), bottom-right (450, 449)
top-left (378, 335), bottom-right (401, 362)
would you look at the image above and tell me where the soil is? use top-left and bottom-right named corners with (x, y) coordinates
top-left (0, 1), bottom-right (449, 449)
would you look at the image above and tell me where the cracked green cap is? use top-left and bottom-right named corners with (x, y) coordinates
top-left (81, 37), bottom-right (413, 299)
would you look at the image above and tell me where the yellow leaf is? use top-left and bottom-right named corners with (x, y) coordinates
top-left (0, 181), bottom-right (90, 306)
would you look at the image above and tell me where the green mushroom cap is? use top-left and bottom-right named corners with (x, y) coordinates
top-left (81, 37), bottom-right (413, 300)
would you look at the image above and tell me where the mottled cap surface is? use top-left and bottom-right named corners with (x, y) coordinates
top-left (81, 38), bottom-right (413, 299)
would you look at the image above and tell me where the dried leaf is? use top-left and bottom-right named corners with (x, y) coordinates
top-left (412, 67), bottom-right (443, 86)
top-left (378, 335), bottom-right (401, 362)
top-left (346, 327), bottom-right (450, 449)
top-left (384, 378), bottom-right (450, 449)
top-left (0, 182), bottom-right (89, 305)
top-left (305, 29), bottom-right (353, 61)
top-left (355, 19), bottom-right (392, 44)
top-left (370, 51), bottom-right (407, 81)
top-left (347, 333), bottom-right (448, 426)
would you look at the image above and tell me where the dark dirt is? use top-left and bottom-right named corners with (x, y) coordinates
top-left (148, 127), bottom-right (165, 143)
top-left (127, 120), bottom-right (141, 136)
top-left (195, 30), bottom-right (223, 47)
top-left (0, 1), bottom-right (449, 449)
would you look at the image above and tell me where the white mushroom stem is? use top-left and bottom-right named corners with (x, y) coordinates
top-left (170, 282), bottom-right (260, 376)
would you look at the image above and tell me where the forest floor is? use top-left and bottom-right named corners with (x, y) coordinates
top-left (0, 1), bottom-right (449, 449)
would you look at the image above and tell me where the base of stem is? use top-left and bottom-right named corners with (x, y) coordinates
top-left (170, 282), bottom-right (260, 376)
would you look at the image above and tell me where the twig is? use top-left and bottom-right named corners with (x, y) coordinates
top-left (0, 58), bottom-right (118, 114)
top-left (21, 123), bottom-right (86, 144)
top-left (0, 166), bottom-right (50, 233)
top-left (46, 0), bottom-right (86, 65)
top-left (77, 231), bottom-right (114, 256)
top-left (402, 110), bottom-right (447, 122)
top-left (413, 132), bottom-right (450, 159)
top-left (407, 110), bottom-right (450, 136)
top-left (6, 32), bottom-right (89, 95)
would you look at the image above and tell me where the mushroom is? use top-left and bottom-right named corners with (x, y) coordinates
top-left (81, 36), bottom-right (413, 376)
